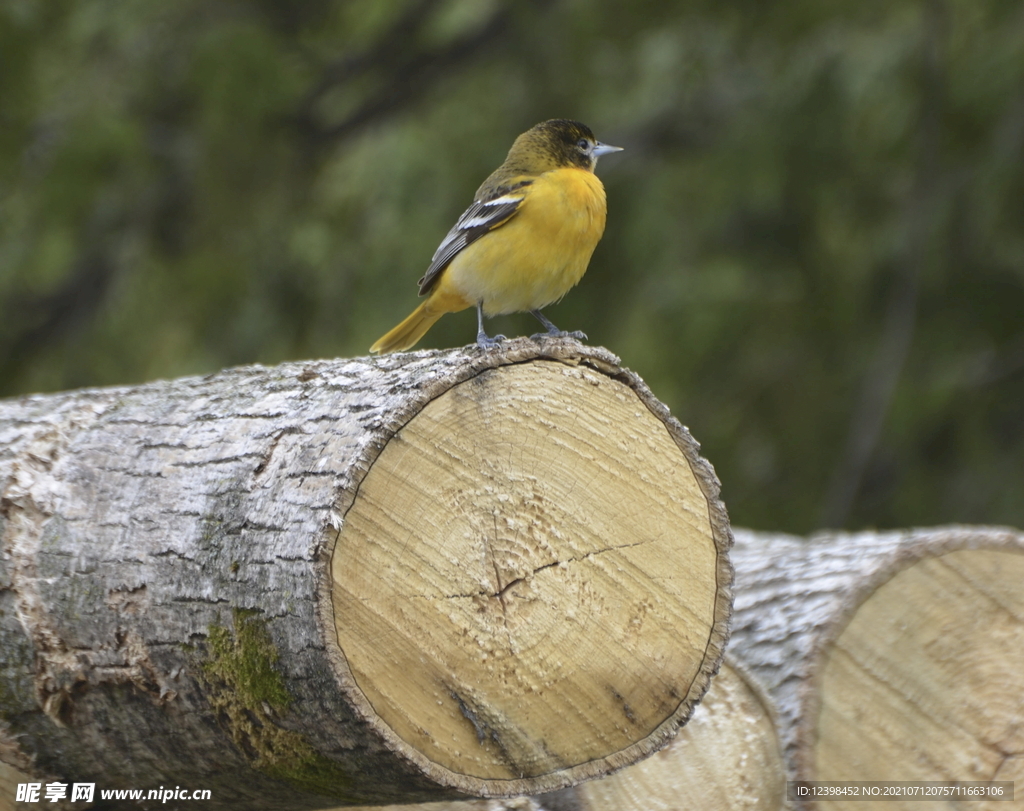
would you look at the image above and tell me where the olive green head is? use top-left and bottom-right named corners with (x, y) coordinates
top-left (506, 119), bottom-right (623, 174)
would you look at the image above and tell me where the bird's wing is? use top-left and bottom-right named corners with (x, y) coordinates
top-left (417, 181), bottom-right (532, 295)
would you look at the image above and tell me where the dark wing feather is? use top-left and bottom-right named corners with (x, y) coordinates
top-left (417, 182), bottom-right (531, 295)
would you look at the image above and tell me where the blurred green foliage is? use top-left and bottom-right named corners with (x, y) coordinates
top-left (2, 0), bottom-right (1022, 534)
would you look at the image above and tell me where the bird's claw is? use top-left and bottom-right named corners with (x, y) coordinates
top-left (476, 333), bottom-right (506, 350)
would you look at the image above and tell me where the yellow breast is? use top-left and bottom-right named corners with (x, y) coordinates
top-left (438, 167), bottom-right (608, 315)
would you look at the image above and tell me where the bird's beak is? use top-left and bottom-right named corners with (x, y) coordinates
top-left (593, 141), bottom-right (624, 157)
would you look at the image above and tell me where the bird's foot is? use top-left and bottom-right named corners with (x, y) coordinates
top-left (528, 310), bottom-right (586, 343)
top-left (476, 332), bottom-right (506, 350)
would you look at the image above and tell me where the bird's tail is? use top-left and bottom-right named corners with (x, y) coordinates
top-left (370, 301), bottom-right (445, 354)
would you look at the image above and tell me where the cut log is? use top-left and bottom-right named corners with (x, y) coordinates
top-left (729, 526), bottom-right (1024, 809)
top-left (0, 338), bottom-right (732, 808)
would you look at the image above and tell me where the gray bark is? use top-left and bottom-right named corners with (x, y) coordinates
top-left (0, 338), bottom-right (730, 809)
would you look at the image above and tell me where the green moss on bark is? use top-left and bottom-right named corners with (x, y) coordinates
top-left (201, 609), bottom-right (359, 801)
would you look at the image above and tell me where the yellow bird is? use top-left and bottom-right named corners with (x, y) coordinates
top-left (370, 119), bottom-right (622, 353)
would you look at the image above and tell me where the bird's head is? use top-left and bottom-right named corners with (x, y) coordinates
top-left (507, 119), bottom-right (623, 173)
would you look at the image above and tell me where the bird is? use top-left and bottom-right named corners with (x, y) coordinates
top-left (370, 119), bottom-right (622, 354)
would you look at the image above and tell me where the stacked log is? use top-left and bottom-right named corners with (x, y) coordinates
top-left (4, 337), bottom-right (1020, 811)
top-left (0, 339), bottom-right (732, 809)
top-left (730, 526), bottom-right (1024, 810)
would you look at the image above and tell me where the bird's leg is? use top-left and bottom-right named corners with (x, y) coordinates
top-left (476, 301), bottom-right (505, 349)
top-left (530, 310), bottom-right (587, 342)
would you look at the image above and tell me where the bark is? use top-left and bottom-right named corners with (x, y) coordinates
top-left (729, 525), bottom-right (1024, 809)
top-left (0, 338), bottom-right (732, 809)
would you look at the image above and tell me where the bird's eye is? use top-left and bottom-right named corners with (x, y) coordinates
top-left (577, 138), bottom-right (590, 150)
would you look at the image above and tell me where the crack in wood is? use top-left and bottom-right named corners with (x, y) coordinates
top-left (434, 538), bottom-right (655, 602)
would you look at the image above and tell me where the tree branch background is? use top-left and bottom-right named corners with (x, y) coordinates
top-left (2, 0), bottom-right (1022, 534)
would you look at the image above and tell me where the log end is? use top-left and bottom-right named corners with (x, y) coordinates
top-left (325, 343), bottom-right (733, 796)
